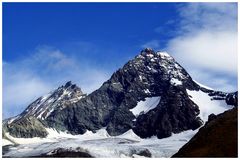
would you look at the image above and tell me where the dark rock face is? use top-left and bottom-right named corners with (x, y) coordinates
top-left (226, 91), bottom-right (238, 107)
top-left (172, 107), bottom-right (238, 157)
top-left (207, 113), bottom-right (217, 122)
top-left (46, 89), bottom-right (118, 134)
top-left (133, 87), bottom-right (202, 139)
top-left (106, 107), bottom-right (135, 136)
top-left (27, 147), bottom-right (93, 158)
top-left (4, 116), bottom-right (48, 138)
top-left (2, 48), bottom-right (235, 139)
top-left (135, 149), bottom-right (152, 157)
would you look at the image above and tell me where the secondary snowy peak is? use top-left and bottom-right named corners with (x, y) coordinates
top-left (19, 81), bottom-right (86, 120)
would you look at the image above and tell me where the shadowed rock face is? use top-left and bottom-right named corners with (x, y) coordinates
top-left (4, 116), bottom-right (48, 138)
top-left (133, 87), bottom-right (202, 139)
top-left (172, 107), bottom-right (238, 158)
top-left (2, 49), bottom-right (236, 139)
top-left (226, 91), bottom-right (238, 107)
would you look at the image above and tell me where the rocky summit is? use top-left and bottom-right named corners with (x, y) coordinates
top-left (3, 48), bottom-right (236, 139)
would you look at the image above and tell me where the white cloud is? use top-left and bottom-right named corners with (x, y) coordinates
top-left (3, 46), bottom-right (111, 118)
top-left (189, 68), bottom-right (237, 92)
top-left (177, 3), bottom-right (237, 32)
top-left (3, 61), bottom-right (53, 118)
top-left (169, 31), bottom-right (237, 75)
top-left (3, 73), bottom-right (52, 118)
top-left (166, 3), bottom-right (237, 91)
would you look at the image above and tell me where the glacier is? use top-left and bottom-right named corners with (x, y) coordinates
top-left (3, 128), bottom-right (198, 158)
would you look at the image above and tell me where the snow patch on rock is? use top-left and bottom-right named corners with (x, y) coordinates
top-left (170, 78), bottom-right (182, 86)
top-left (187, 89), bottom-right (230, 122)
top-left (156, 51), bottom-right (173, 60)
top-left (144, 89), bottom-right (151, 94)
top-left (130, 97), bottom-right (161, 117)
top-left (146, 53), bottom-right (154, 58)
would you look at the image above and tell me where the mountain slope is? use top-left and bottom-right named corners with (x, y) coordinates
top-left (45, 48), bottom-right (203, 137)
top-left (3, 48), bottom-right (234, 139)
top-left (172, 107), bottom-right (238, 157)
top-left (20, 81), bottom-right (85, 120)
top-left (3, 81), bottom-right (86, 138)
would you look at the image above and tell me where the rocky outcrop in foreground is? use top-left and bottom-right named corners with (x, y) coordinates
top-left (172, 107), bottom-right (238, 157)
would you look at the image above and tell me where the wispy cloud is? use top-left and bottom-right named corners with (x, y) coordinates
top-left (168, 31), bottom-right (237, 75)
top-left (166, 3), bottom-right (238, 91)
top-left (176, 3), bottom-right (237, 33)
top-left (3, 64), bottom-right (52, 118)
top-left (3, 46), bottom-right (111, 118)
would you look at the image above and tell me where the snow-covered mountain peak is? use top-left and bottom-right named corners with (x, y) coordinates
top-left (120, 48), bottom-right (189, 89)
top-left (15, 81), bottom-right (86, 121)
top-left (139, 48), bottom-right (173, 60)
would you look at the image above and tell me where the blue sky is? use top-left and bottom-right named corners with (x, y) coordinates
top-left (3, 3), bottom-right (238, 118)
top-left (3, 3), bottom-right (177, 64)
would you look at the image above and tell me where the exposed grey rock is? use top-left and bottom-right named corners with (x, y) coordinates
top-left (208, 113), bottom-right (217, 122)
top-left (136, 149), bottom-right (152, 157)
top-left (226, 91), bottom-right (238, 107)
top-left (38, 147), bottom-right (93, 158)
top-left (4, 116), bottom-right (48, 138)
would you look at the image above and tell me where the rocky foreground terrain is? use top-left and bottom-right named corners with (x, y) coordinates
top-left (173, 107), bottom-right (237, 157)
